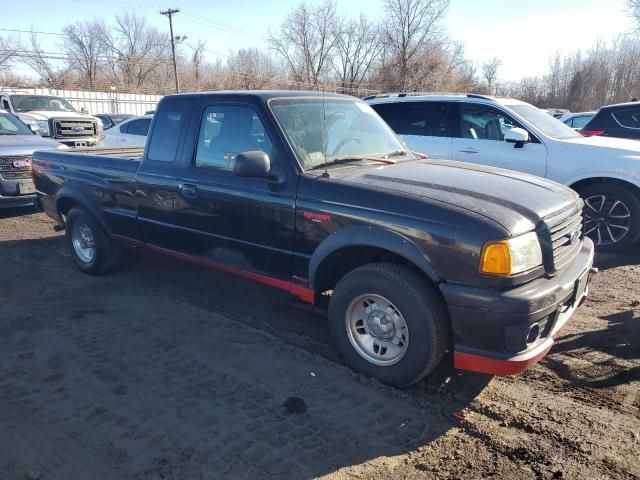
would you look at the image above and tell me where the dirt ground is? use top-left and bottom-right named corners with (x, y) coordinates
top-left (0, 207), bottom-right (638, 480)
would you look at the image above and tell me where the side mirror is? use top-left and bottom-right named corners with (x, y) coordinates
top-left (234, 151), bottom-right (271, 178)
top-left (504, 127), bottom-right (529, 148)
top-left (80, 107), bottom-right (89, 114)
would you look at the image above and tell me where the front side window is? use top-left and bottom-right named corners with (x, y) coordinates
top-left (195, 105), bottom-right (272, 172)
top-left (10, 95), bottom-right (76, 113)
top-left (269, 98), bottom-right (405, 170)
top-left (613, 109), bottom-right (640, 129)
top-left (460, 104), bottom-right (520, 141)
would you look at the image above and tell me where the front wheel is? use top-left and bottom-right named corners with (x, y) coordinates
top-left (328, 263), bottom-right (448, 387)
top-left (65, 207), bottom-right (123, 275)
top-left (579, 184), bottom-right (640, 253)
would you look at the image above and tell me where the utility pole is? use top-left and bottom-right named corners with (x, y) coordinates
top-left (160, 8), bottom-right (180, 93)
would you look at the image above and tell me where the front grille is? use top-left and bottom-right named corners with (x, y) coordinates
top-left (53, 119), bottom-right (97, 138)
top-left (0, 155), bottom-right (31, 180)
top-left (542, 200), bottom-right (584, 273)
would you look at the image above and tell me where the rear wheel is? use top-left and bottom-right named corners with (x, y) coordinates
top-left (328, 263), bottom-right (448, 387)
top-left (65, 207), bottom-right (123, 275)
top-left (579, 184), bottom-right (640, 253)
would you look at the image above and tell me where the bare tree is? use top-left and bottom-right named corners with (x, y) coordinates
top-left (629, 0), bottom-right (640, 29)
top-left (333, 15), bottom-right (383, 93)
top-left (0, 36), bottom-right (17, 70)
top-left (482, 57), bottom-right (501, 94)
top-left (20, 32), bottom-right (65, 88)
top-left (382, 0), bottom-right (450, 91)
top-left (102, 13), bottom-right (172, 90)
top-left (268, 0), bottom-right (340, 87)
top-left (62, 20), bottom-right (108, 89)
top-left (226, 48), bottom-right (279, 90)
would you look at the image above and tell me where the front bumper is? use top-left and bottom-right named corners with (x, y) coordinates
top-left (440, 238), bottom-right (595, 375)
top-left (0, 193), bottom-right (36, 208)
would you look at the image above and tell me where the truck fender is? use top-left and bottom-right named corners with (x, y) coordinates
top-left (308, 225), bottom-right (440, 289)
top-left (55, 186), bottom-right (110, 233)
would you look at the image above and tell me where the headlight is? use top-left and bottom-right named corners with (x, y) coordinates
top-left (96, 121), bottom-right (103, 134)
top-left (37, 120), bottom-right (50, 136)
top-left (479, 232), bottom-right (542, 276)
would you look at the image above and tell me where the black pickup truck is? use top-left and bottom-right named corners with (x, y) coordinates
top-left (32, 91), bottom-right (594, 386)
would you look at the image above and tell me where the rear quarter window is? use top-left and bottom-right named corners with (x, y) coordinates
top-left (147, 103), bottom-right (191, 162)
top-left (612, 109), bottom-right (640, 129)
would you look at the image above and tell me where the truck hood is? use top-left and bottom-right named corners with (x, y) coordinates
top-left (18, 111), bottom-right (97, 121)
top-left (0, 133), bottom-right (62, 153)
top-left (339, 159), bottom-right (579, 236)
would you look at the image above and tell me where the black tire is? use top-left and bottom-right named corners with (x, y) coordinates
top-left (328, 262), bottom-right (449, 387)
top-left (65, 207), bottom-right (123, 275)
top-left (578, 184), bottom-right (640, 253)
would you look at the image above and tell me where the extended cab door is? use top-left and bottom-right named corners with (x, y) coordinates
top-left (371, 101), bottom-right (453, 159)
top-left (170, 100), bottom-right (298, 281)
top-left (450, 103), bottom-right (548, 177)
top-left (135, 99), bottom-right (192, 250)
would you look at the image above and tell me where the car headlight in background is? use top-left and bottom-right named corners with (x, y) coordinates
top-left (479, 232), bottom-right (543, 276)
top-left (27, 120), bottom-right (50, 136)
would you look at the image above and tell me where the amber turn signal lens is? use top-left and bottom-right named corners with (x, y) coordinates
top-left (479, 241), bottom-right (512, 275)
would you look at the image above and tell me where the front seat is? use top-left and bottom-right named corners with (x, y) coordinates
top-left (212, 109), bottom-right (260, 168)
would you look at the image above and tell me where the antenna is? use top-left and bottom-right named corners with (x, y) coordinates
top-left (321, 87), bottom-right (330, 178)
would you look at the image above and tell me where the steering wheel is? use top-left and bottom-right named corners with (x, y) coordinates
top-left (330, 136), bottom-right (362, 156)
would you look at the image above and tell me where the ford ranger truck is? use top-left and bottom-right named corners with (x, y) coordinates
top-left (32, 91), bottom-right (594, 387)
top-left (0, 91), bottom-right (103, 148)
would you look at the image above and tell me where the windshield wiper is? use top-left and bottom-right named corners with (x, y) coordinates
top-left (309, 156), bottom-right (396, 171)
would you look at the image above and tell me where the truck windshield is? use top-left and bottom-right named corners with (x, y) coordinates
top-left (0, 112), bottom-right (33, 135)
top-left (508, 104), bottom-right (582, 140)
top-left (269, 97), bottom-right (407, 170)
top-left (11, 95), bottom-right (77, 113)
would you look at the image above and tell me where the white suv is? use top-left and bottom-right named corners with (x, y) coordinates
top-left (368, 93), bottom-right (640, 252)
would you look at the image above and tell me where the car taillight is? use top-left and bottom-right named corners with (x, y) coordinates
top-left (580, 130), bottom-right (605, 137)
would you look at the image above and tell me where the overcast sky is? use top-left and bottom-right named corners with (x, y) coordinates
top-left (4, 0), bottom-right (635, 82)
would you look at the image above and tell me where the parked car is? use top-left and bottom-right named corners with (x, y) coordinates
top-left (96, 115), bottom-right (152, 148)
top-left (580, 102), bottom-right (640, 140)
top-left (368, 93), bottom-right (640, 252)
top-left (0, 109), bottom-right (66, 208)
top-left (95, 113), bottom-right (135, 130)
top-left (0, 91), bottom-right (103, 148)
top-left (32, 91), bottom-right (594, 387)
top-left (560, 111), bottom-right (596, 130)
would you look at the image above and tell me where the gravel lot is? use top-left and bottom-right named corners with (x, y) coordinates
top-left (0, 207), bottom-right (638, 480)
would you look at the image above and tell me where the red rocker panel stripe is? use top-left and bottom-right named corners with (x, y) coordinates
top-left (124, 241), bottom-right (316, 304)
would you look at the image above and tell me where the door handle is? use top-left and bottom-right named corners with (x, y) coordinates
top-left (459, 148), bottom-right (479, 154)
top-left (179, 183), bottom-right (198, 198)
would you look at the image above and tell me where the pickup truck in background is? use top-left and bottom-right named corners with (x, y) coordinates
top-left (32, 91), bottom-right (594, 386)
top-left (0, 91), bottom-right (103, 148)
top-left (0, 109), bottom-right (66, 208)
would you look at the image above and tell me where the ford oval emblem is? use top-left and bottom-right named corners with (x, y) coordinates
top-left (71, 125), bottom-right (84, 133)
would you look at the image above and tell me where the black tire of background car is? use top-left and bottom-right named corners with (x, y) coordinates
top-left (578, 184), bottom-right (640, 253)
top-left (328, 262), bottom-right (449, 387)
top-left (65, 207), bottom-right (123, 275)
